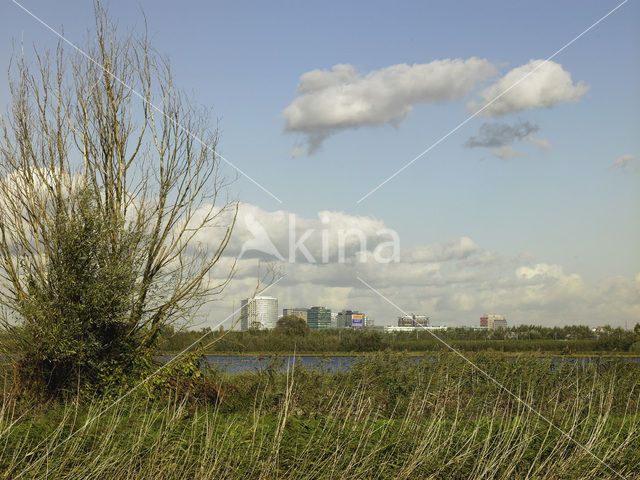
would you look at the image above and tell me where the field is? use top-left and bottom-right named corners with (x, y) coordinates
top-left (1, 353), bottom-right (639, 479)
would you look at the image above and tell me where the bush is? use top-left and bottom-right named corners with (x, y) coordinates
top-left (12, 187), bottom-right (147, 399)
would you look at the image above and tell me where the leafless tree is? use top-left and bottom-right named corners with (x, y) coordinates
top-left (0, 4), bottom-right (240, 391)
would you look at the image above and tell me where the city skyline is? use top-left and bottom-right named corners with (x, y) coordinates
top-left (247, 297), bottom-right (508, 330)
top-left (2, 1), bottom-right (637, 329)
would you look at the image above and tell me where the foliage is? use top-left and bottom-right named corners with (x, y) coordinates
top-left (156, 324), bottom-right (640, 354)
top-left (274, 315), bottom-right (310, 336)
top-left (7, 187), bottom-right (147, 398)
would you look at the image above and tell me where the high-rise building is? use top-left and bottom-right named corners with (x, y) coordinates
top-left (480, 314), bottom-right (507, 329)
top-left (493, 317), bottom-right (507, 329)
top-left (336, 310), bottom-right (368, 328)
top-left (240, 296), bottom-right (278, 330)
top-left (307, 306), bottom-right (331, 329)
top-left (282, 308), bottom-right (308, 322)
top-left (398, 314), bottom-right (429, 327)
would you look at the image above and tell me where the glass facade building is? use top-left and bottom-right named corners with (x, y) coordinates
top-left (307, 306), bottom-right (331, 329)
top-left (282, 308), bottom-right (308, 322)
top-left (240, 296), bottom-right (278, 330)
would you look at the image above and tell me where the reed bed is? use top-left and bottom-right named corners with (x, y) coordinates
top-left (1, 353), bottom-right (638, 479)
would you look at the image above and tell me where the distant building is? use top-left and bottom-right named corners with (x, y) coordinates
top-left (480, 314), bottom-right (507, 329)
top-left (240, 296), bottom-right (278, 330)
top-left (282, 308), bottom-right (308, 322)
top-left (307, 306), bottom-right (331, 329)
top-left (336, 310), bottom-right (368, 328)
top-left (385, 325), bottom-right (447, 333)
top-left (398, 314), bottom-right (430, 327)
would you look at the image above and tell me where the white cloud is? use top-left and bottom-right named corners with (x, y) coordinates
top-left (467, 60), bottom-right (589, 117)
top-left (194, 204), bottom-right (640, 330)
top-left (491, 145), bottom-right (520, 160)
top-left (282, 59), bottom-right (497, 154)
top-left (194, 202), bottom-right (393, 264)
top-left (405, 237), bottom-right (480, 263)
top-left (609, 154), bottom-right (637, 170)
top-left (516, 263), bottom-right (566, 280)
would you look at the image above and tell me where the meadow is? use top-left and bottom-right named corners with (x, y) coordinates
top-left (1, 352), bottom-right (638, 479)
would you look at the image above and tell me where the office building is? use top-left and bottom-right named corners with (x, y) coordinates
top-left (336, 310), bottom-right (368, 328)
top-left (282, 308), bottom-right (308, 322)
top-left (385, 325), bottom-right (447, 333)
top-left (397, 314), bottom-right (430, 327)
top-left (240, 296), bottom-right (278, 330)
top-left (480, 314), bottom-right (507, 329)
top-left (307, 306), bottom-right (331, 329)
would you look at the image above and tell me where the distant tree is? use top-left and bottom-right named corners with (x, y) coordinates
top-left (634, 323), bottom-right (640, 336)
top-left (274, 315), bottom-right (309, 336)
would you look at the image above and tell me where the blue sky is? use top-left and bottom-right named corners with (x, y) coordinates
top-left (0, 1), bottom-right (638, 327)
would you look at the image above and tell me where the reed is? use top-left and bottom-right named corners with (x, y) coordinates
top-left (1, 353), bottom-right (638, 479)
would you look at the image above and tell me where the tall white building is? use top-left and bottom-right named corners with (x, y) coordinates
top-left (240, 296), bottom-right (278, 330)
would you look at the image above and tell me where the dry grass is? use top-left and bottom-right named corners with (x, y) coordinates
top-left (1, 354), bottom-right (638, 479)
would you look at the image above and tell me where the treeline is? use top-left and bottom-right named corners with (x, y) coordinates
top-left (158, 324), bottom-right (640, 354)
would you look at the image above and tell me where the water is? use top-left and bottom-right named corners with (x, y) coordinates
top-left (4, 354), bottom-right (637, 372)
top-left (155, 354), bottom-right (640, 374)
top-left (203, 355), bottom-right (357, 373)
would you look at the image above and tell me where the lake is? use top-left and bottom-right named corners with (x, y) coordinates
top-left (156, 354), bottom-right (640, 373)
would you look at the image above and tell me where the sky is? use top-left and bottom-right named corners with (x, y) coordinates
top-left (0, 0), bottom-right (638, 328)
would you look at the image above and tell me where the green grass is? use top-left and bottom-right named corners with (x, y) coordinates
top-left (1, 353), bottom-right (639, 479)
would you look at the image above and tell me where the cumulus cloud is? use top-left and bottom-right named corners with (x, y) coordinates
top-left (196, 203), bottom-right (395, 264)
top-left (282, 59), bottom-right (497, 154)
top-left (467, 60), bottom-right (588, 117)
top-left (465, 120), bottom-right (539, 148)
top-left (405, 237), bottom-right (480, 263)
top-left (465, 120), bottom-right (552, 159)
top-left (516, 263), bottom-right (567, 280)
top-left (609, 154), bottom-right (637, 170)
top-left (191, 203), bottom-right (639, 330)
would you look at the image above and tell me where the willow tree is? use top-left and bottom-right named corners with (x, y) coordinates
top-left (0, 5), bottom-right (237, 397)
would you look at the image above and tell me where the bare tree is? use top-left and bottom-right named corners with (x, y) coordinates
top-left (0, 4), bottom-right (238, 395)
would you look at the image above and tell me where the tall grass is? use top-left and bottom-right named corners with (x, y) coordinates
top-left (1, 353), bottom-right (639, 479)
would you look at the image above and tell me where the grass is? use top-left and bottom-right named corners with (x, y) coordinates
top-left (1, 353), bottom-right (639, 479)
